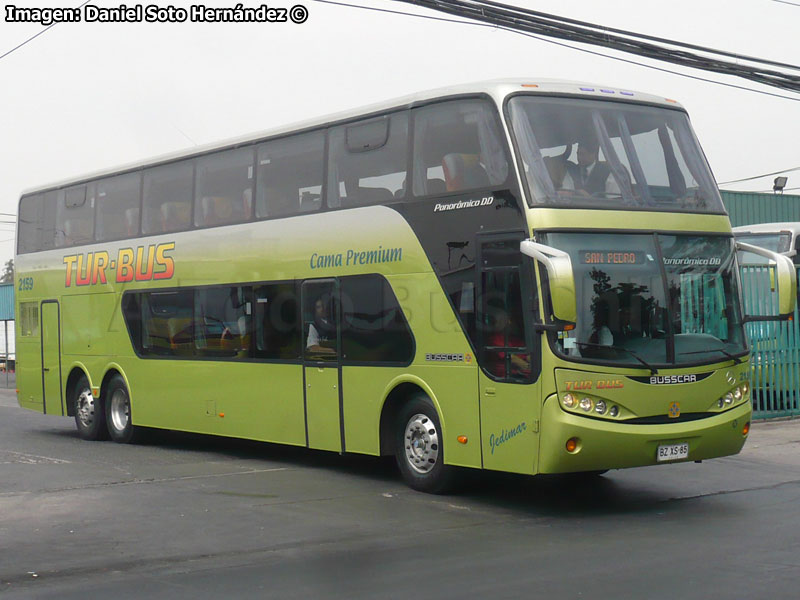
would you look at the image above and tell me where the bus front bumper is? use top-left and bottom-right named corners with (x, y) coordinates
top-left (538, 396), bottom-right (751, 474)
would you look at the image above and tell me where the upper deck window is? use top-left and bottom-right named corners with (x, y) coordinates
top-left (327, 112), bottom-right (408, 208)
top-left (18, 192), bottom-right (56, 254)
top-left (257, 131), bottom-right (324, 218)
top-left (143, 160), bottom-right (194, 234)
top-left (96, 172), bottom-right (141, 242)
top-left (194, 148), bottom-right (254, 228)
top-left (55, 185), bottom-right (94, 248)
top-left (508, 96), bottom-right (723, 213)
top-left (412, 99), bottom-right (509, 197)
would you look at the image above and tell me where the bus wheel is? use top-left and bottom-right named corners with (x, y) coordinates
top-left (395, 394), bottom-right (456, 494)
top-left (73, 374), bottom-right (108, 441)
top-left (105, 375), bottom-right (142, 444)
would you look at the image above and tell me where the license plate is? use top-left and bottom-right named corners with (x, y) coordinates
top-left (657, 442), bottom-right (689, 462)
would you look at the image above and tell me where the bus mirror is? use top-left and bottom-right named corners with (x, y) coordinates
top-left (736, 241), bottom-right (797, 319)
top-left (520, 240), bottom-right (577, 324)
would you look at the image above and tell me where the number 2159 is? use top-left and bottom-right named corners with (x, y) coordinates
top-left (18, 277), bottom-right (33, 291)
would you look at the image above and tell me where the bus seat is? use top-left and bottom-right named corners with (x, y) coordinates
top-left (426, 178), bottom-right (446, 195)
top-left (242, 189), bottom-right (253, 220)
top-left (167, 317), bottom-right (193, 353)
top-left (161, 201), bottom-right (191, 233)
top-left (299, 191), bottom-right (321, 213)
top-left (344, 187), bottom-right (393, 207)
top-left (442, 154), bottom-right (489, 192)
top-left (201, 196), bottom-right (234, 226)
top-left (63, 219), bottom-right (92, 246)
top-left (125, 208), bottom-right (140, 236)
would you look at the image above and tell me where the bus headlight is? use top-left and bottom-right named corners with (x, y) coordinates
top-left (609, 405), bottom-right (619, 417)
top-left (741, 381), bottom-right (750, 396)
top-left (733, 387), bottom-right (743, 402)
top-left (594, 400), bottom-right (607, 415)
top-left (723, 392), bottom-right (734, 405)
top-left (562, 393), bottom-right (577, 409)
top-left (579, 397), bottom-right (593, 412)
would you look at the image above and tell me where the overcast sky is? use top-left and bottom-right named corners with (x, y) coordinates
top-left (1, 0), bottom-right (798, 266)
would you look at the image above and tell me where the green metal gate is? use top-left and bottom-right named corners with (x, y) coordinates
top-left (741, 265), bottom-right (800, 419)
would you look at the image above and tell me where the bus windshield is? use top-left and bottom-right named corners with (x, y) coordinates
top-left (509, 96), bottom-right (723, 213)
top-left (543, 233), bottom-right (747, 368)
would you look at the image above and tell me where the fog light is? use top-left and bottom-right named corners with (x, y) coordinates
top-left (579, 397), bottom-right (593, 412)
top-left (733, 387), bottom-right (743, 402)
top-left (609, 405), bottom-right (619, 417)
top-left (566, 437), bottom-right (579, 453)
top-left (724, 392), bottom-right (734, 405)
top-left (595, 400), bottom-right (607, 415)
top-left (563, 393), bottom-right (576, 408)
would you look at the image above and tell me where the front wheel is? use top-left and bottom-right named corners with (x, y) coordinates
top-left (105, 375), bottom-right (144, 444)
top-left (73, 374), bottom-right (108, 441)
top-left (395, 394), bottom-right (457, 494)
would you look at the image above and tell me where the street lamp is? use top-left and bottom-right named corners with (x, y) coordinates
top-left (774, 176), bottom-right (788, 194)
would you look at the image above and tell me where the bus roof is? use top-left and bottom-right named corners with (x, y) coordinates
top-left (21, 78), bottom-right (686, 196)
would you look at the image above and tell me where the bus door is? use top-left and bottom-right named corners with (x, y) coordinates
top-left (477, 235), bottom-right (541, 474)
top-left (40, 300), bottom-right (64, 416)
top-left (302, 280), bottom-right (342, 452)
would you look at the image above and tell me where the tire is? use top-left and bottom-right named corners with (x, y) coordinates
top-left (395, 394), bottom-right (457, 494)
top-left (73, 374), bottom-right (109, 441)
top-left (104, 374), bottom-right (144, 444)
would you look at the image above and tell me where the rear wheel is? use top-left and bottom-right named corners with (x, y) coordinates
top-left (105, 374), bottom-right (144, 444)
top-left (73, 374), bottom-right (108, 441)
top-left (395, 394), bottom-right (457, 494)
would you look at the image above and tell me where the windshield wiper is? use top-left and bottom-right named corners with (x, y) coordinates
top-left (679, 348), bottom-right (742, 365)
top-left (574, 342), bottom-right (658, 375)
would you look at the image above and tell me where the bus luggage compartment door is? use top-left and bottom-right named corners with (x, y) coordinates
top-left (40, 301), bottom-right (64, 416)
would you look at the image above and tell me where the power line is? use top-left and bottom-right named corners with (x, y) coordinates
top-left (718, 166), bottom-right (800, 185)
top-left (772, 0), bottom-right (800, 6)
top-left (395, 0), bottom-right (800, 93)
top-left (312, 0), bottom-right (800, 103)
top-left (0, 0), bottom-right (92, 63)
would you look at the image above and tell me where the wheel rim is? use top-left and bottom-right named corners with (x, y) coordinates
top-left (110, 389), bottom-right (130, 433)
top-left (76, 388), bottom-right (96, 428)
top-left (403, 413), bottom-right (439, 474)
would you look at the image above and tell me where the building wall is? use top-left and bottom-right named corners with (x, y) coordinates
top-left (721, 190), bottom-right (800, 228)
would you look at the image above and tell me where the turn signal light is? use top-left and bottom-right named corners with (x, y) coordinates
top-left (743, 422), bottom-right (750, 436)
top-left (566, 437), bottom-right (579, 453)
top-left (457, 435), bottom-right (468, 444)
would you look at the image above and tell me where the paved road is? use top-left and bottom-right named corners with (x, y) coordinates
top-left (2, 388), bottom-right (800, 599)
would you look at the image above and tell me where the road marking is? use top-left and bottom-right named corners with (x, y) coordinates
top-left (0, 450), bottom-right (71, 465)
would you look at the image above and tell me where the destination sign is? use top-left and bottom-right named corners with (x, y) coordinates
top-left (580, 250), bottom-right (644, 265)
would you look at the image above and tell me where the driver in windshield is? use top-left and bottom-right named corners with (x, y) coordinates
top-left (565, 139), bottom-right (621, 197)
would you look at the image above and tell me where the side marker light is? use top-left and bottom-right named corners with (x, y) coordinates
top-left (457, 435), bottom-right (468, 444)
top-left (743, 422), bottom-right (750, 436)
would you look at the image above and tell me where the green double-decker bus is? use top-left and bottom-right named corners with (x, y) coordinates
top-left (15, 80), bottom-right (796, 492)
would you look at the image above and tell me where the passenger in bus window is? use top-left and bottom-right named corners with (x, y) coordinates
top-left (306, 297), bottom-right (335, 354)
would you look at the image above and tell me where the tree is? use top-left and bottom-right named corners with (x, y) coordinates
top-left (0, 259), bottom-right (13, 284)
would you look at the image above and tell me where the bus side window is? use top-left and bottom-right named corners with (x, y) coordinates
top-left (55, 185), bottom-right (94, 248)
top-left (143, 160), bottom-right (194, 235)
top-left (326, 112), bottom-right (408, 209)
top-left (253, 283), bottom-right (300, 360)
top-left (96, 173), bottom-right (141, 242)
top-left (256, 131), bottom-right (325, 219)
top-left (18, 192), bottom-right (56, 253)
top-left (194, 148), bottom-right (255, 228)
top-left (412, 100), bottom-right (509, 197)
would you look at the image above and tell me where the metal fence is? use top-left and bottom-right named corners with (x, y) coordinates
top-left (741, 265), bottom-right (800, 419)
